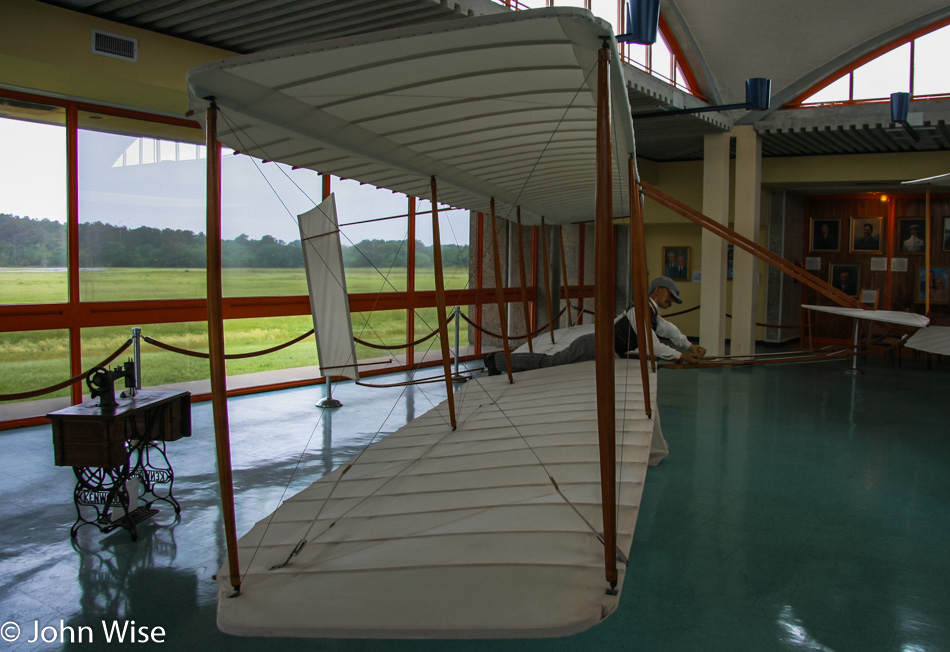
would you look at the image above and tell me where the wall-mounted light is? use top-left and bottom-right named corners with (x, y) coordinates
top-left (616, 0), bottom-right (660, 45)
top-left (890, 92), bottom-right (920, 142)
top-left (632, 78), bottom-right (771, 120)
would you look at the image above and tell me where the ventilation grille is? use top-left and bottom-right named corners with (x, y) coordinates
top-left (92, 29), bottom-right (137, 62)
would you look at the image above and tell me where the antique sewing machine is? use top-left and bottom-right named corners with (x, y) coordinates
top-left (48, 360), bottom-right (190, 540)
top-left (85, 360), bottom-right (136, 409)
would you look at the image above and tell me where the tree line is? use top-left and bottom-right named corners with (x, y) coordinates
top-left (0, 214), bottom-right (469, 269)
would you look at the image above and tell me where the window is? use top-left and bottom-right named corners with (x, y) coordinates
top-left (494, 0), bottom-right (695, 94)
top-left (0, 109), bottom-right (67, 304)
top-left (78, 111), bottom-right (207, 301)
top-left (796, 21), bottom-right (950, 106)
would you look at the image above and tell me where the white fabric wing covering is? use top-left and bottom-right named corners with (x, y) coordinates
top-left (299, 194), bottom-right (358, 380)
top-left (802, 304), bottom-right (930, 328)
top-left (906, 326), bottom-right (950, 355)
top-left (514, 322), bottom-right (595, 355)
top-left (216, 360), bottom-right (656, 638)
top-left (187, 8), bottom-right (637, 226)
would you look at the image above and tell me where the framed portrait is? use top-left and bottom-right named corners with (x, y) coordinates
top-left (850, 217), bottom-right (884, 254)
top-left (829, 263), bottom-right (860, 297)
top-left (917, 266), bottom-right (950, 304)
top-left (810, 218), bottom-right (840, 252)
top-left (897, 217), bottom-right (926, 253)
top-left (943, 217), bottom-right (950, 253)
top-left (662, 246), bottom-right (690, 281)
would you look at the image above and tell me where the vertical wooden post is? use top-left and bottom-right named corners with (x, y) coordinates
top-left (205, 101), bottom-right (241, 592)
top-left (430, 178), bottom-right (457, 429)
top-left (594, 43), bottom-right (617, 590)
top-left (540, 218), bottom-right (557, 344)
top-left (633, 181), bottom-right (656, 370)
top-left (925, 184), bottom-right (931, 314)
top-left (66, 104), bottom-right (82, 405)
top-left (577, 224), bottom-right (586, 324)
top-left (560, 230), bottom-right (575, 326)
top-left (474, 212), bottom-right (484, 356)
top-left (516, 208), bottom-right (533, 352)
top-left (489, 199), bottom-right (514, 383)
top-left (407, 196), bottom-right (416, 368)
top-left (628, 158), bottom-right (652, 418)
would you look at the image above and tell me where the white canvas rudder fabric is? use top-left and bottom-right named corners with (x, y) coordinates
top-left (299, 194), bottom-right (359, 380)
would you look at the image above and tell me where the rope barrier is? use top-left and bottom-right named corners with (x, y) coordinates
top-left (356, 373), bottom-right (471, 389)
top-left (0, 338), bottom-right (133, 402)
top-left (459, 306), bottom-right (567, 341)
top-left (143, 330), bottom-right (315, 360)
top-left (355, 328), bottom-right (438, 351)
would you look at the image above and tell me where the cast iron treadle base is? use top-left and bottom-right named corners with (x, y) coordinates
top-left (102, 506), bottom-right (158, 534)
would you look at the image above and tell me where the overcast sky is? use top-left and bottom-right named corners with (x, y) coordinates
top-left (0, 118), bottom-right (469, 247)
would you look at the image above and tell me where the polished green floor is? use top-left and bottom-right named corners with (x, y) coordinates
top-left (1, 352), bottom-right (948, 651)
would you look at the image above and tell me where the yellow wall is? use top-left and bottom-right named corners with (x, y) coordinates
top-left (1, 0), bottom-right (234, 117)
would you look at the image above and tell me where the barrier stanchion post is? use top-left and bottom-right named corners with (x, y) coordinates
top-left (131, 327), bottom-right (142, 394)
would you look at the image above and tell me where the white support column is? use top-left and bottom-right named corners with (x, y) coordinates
top-left (700, 132), bottom-right (731, 357)
top-left (730, 125), bottom-right (762, 358)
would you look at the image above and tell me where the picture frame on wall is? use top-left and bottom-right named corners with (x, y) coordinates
top-left (850, 217), bottom-right (884, 254)
top-left (662, 246), bottom-right (690, 280)
top-left (943, 217), bottom-right (950, 252)
top-left (829, 263), bottom-right (860, 297)
top-left (810, 218), bottom-right (840, 252)
top-left (897, 217), bottom-right (926, 253)
top-left (917, 266), bottom-right (950, 304)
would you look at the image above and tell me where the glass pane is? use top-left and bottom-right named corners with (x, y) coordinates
top-left (351, 309), bottom-right (407, 362)
top-left (335, 177), bottom-right (409, 293)
top-left (802, 75), bottom-right (851, 104)
top-left (223, 315), bottom-right (317, 377)
top-left (853, 43), bottom-right (910, 100)
top-left (625, 42), bottom-right (648, 69)
top-left (220, 149), bottom-right (316, 297)
top-left (77, 111), bottom-right (207, 301)
top-left (651, 34), bottom-right (673, 82)
top-left (0, 329), bottom-right (71, 405)
top-left (590, 0), bottom-right (619, 31)
top-left (414, 203), bottom-right (471, 291)
top-left (82, 323), bottom-right (209, 393)
top-left (675, 63), bottom-right (691, 92)
top-left (0, 109), bottom-right (67, 304)
top-left (412, 306), bottom-right (468, 366)
top-left (913, 24), bottom-right (950, 97)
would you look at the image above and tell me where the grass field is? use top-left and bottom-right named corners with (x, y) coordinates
top-left (0, 265), bottom-right (473, 303)
top-left (0, 267), bottom-right (473, 404)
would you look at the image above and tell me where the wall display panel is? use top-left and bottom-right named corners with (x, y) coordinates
top-left (804, 195), bottom-right (950, 340)
top-left (0, 329), bottom-right (71, 406)
top-left (78, 112), bottom-right (207, 301)
top-left (413, 204), bottom-right (471, 292)
top-left (0, 110), bottom-right (68, 304)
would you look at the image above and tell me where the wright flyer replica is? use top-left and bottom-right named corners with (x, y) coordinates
top-left (187, 7), bottom-right (661, 638)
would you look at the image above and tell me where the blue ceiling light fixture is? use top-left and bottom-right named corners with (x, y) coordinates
top-left (616, 0), bottom-right (660, 45)
top-left (745, 78), bottom-right (771, 111)
top-left (631, 77), bottom-right (772, 119)
top-left (890, 92), bottom-right (920, 142)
